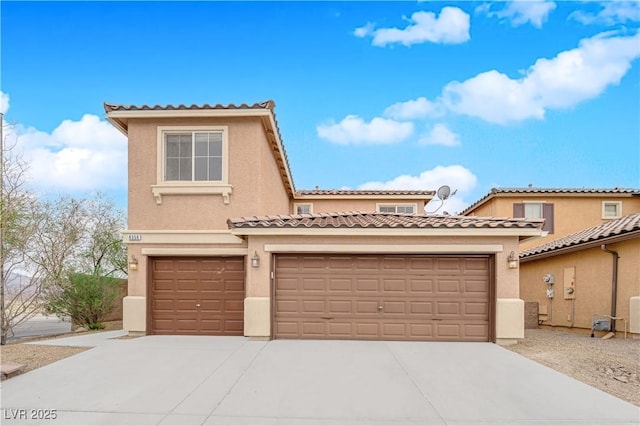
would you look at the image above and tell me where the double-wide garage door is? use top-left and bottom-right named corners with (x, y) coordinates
top-left (149, 257), bottom-right (244, 335)
top-left (275, 254), bottom-right (492, 342)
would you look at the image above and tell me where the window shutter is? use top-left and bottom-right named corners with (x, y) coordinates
top-left (513, 203), bottom-right (524, 217)
top-left (543, 203), bottom-right (554, 233)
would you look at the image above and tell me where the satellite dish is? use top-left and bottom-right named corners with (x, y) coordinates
top-left (437, 185), bottom-right (451, 200)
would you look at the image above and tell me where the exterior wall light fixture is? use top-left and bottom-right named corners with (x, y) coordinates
top-left (507, 251), bottom-right (519, 269)
top-left (251, 251), bottom-right (260, 268)
top-left (129, 255), bottom-right (139, 271)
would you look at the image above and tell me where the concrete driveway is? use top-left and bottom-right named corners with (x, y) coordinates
top-left (1, 334), bottom-right (638, 425)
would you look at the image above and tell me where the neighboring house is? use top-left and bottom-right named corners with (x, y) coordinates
top-left (462, 188), bottom-right (640, 337)
top-left (105, 100), bottom-right (544, 344)
top-left (460, 187), bottom-right (640, 251)
top-left (519, 214), bottom-right (640, 337)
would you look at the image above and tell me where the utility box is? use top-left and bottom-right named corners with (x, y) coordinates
top-left (563, 266), bottom-right (576, 300)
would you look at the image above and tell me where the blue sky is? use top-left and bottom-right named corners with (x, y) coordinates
top-left (2, 1), bottom-right (639, 214)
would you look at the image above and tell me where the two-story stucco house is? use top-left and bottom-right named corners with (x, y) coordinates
top-left (105, 101), bottom-right (543, 344)
top-left (461, 187), bottom-right (640, 337)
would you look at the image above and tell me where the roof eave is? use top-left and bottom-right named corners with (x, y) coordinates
top-left (229, 227), bottom-right (544, 238)
top-left (294, 194), bottom-right (435, 201)
top-left (520, 230), bottom-right (640, 263)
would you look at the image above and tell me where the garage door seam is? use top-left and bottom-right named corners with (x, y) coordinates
top-left (384, 342), bottom-right (447, 425)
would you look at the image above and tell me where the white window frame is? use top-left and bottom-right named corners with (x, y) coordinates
top-left (293, 203), bottom-right (313, 215)
top-left (376, 203), bottom-right (417, 214)
top-left (151, 126), bottom-right (232, 205)
top-left (523, 201), bottom-right (544, 219)
top-left (602, 201), bottom-right (622, 219)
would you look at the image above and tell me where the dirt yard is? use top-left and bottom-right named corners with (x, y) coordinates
top-left (2, 327), bottom-right (638, 406)
top-left (506, 329), bottom-right (639, 406)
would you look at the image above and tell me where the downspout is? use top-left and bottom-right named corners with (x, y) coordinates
top-left (601, 245), bottom-right (619, 332)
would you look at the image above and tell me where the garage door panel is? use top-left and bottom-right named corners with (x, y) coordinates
top-left (302, 278), bottom-right (326, 291)
top-left (329, 278), bottom-right (352, 292)
top-left (275, 254), bottom-right (490, 342)
top-left (465, 258), bottom-right (489, 271)
top-left (355, 323), bottom-right (379, 336)
top-left (437, 280), bottom-right (461, 293)
top-left (302, 322), bottom-right (326, 335)
top-left (383, 279), bottom-right (407, 292)
top-left (303, 300), bottom-right (325, 312)
top-left (355, 279), bottom-right (378, 292)
top-left (465, 279), bottom-right (489, 293)
top-left (410, 279), bottom-right (433, 292)
top-left (150, 257), bottom-right (245, 336)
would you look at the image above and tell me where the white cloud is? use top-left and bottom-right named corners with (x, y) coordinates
top-left (383, 97), bottom-right (441, 120)
top-left (358, 165), bottom-right (477, 214)
top-left (0, 91), bottom-right (9, 115)
top-left (355, 7), bottom-right (470, 47)
top-left (570, 1), bottom-right (640, 26)
top-left (440, 31), bottom-right (640, 124)
top-left (479, 0), bottom-right (557, 28)
top-left (317, 115), bottom-right (414, 145)
top-left (419, 123), bottom-right (461, 146)
top-left (13, 114), bottom-right (127, 192)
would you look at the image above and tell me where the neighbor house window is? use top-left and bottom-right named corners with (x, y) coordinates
top-left (294, 203), bottom-right (313, 214)
top-left (514, 202), bottom-right (554, 233)
top-left (152, 126), bottom-right (231, 205)
top-left (164, 131), bottom-right (223, 182)
top-left (377, 204), bottom-right (416, 214)
top-left (602, 201), bottom-right (621, 219)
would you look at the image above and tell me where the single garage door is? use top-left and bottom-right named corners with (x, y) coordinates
top-left (149, 257), bottom-right (244, 335)
top-left (274, 254), bottom-right (492, 341)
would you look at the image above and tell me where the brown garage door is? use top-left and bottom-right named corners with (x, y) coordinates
top-left (149, 257), bottom-right (244, 335)
top-left (274, 254), bottom-right (492, 341)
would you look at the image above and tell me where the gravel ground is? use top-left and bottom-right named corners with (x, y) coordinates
top-left (2, 327), bottom-right (639, 407)
top-left (506, 329), bottom-right (640, 406)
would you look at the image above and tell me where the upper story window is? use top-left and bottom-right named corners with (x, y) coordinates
top-left (164, 131), bottom-right (223, 182)
top-left (514, 202), bottom-right (554, 233)
top-left (602, 201), bottom-right (621, 219)
top-left (151, 126), bottom-right (232, 205)
top-left (294, 203), bottom-right (313, 214)
top-left (377, 204), bottom-right (416, 214)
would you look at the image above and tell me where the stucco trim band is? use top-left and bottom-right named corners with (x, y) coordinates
top-left (141, 248), bottom-right (248, 256)
top-left (263, 244), bottom-right (504, 254)
top-left (121, 230), bottom-right (245, 245)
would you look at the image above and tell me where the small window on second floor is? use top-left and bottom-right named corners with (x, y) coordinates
top-left (377, 204), bottom-right (416, 214)
top-left (294, 204), bottom-right (313, 214)
top-left (514, 202), bottom-right (554, 233)
top-left (602, 201), bottom-right (621, 219)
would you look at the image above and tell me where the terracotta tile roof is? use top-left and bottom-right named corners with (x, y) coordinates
top-left (103, 100), bottom-right (276, 112)
top-left (521, 213), bottom-right (640, 259)
top-left (228, 212), bottom-right (544, 230)
top-left (104, 100), bottom-right (295, 197)
top-left (296, 189), bottom-right (435, 197)
top-left (460, 187), bottom-right (640, 215)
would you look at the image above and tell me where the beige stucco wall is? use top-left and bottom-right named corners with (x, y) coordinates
top-left (520, 238), bottom-right (640, 334)
top-left (127, 116), bottom-right (290, 231)
top-left (466, 195), bottom-right (640, 250)
top-left (294, 199), bottom-right (427, 215)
